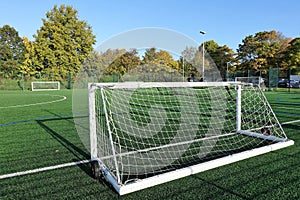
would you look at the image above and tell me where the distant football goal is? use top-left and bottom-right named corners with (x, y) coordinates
top-left (235, 76), bottom-right (266, 87)
top-left (88, 82), bottom-right (294, 195)
top-left (31, 81), bottom-right (60, 91)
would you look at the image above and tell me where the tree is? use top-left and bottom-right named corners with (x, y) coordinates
top-left (81, 50), bottom-right (104, 77)
top-left (33, 5), bottom-right (96, 80)
top-left (0, 25), bottom-right (25, 78)
top-left (105, 49), bottom-right (141, 76)
top-left (181, 43), bottom-right (235, 81)
top-left (237, 30), bottom-right (290, 74)
top-left (181, 46), bottom-right (202, 78)
top-left (20, 37), bottom-right (35, 76)
top-left (205, 40), bottom-right (237, 80)
top-left (142, 48), bottom-right (179, 73)
top-left (282, 37), bottom-right (300, 74)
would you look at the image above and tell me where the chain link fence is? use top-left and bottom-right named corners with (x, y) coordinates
top-left (228, 68), bottom-right (300, 93)
top-left (1, 68), bottom-right (300, 92)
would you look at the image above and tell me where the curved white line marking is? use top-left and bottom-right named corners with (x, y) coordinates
top-left (0, 95), bottom-right (67, 109)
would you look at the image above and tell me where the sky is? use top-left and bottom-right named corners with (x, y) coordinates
top-left (0, 0), bottom-right (299, 51)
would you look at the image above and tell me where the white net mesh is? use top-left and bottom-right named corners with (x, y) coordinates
top-left (90, 82), bottom-right (287, 184)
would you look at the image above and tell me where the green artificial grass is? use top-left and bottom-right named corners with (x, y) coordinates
top-left (0, 89), bottom-right (299, 199)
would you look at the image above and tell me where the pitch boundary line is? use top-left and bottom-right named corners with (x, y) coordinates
top-left (0, 160), bottom-right (90, 180)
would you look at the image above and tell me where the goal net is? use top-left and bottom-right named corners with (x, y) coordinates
top-left (89, 82), bottom-right (294, 195)
top-left (31, 81), bottom-right (60, 91)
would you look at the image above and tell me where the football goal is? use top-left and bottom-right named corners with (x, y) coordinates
top-left (31, 81), bottom-right (60, 91)
top-left (88, 82), bottom-right (294, 195)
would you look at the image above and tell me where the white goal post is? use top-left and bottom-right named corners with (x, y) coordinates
top-left (31, 81), bottom-right (61, 91)
top-left (88, 82), bottom-right (294, 195)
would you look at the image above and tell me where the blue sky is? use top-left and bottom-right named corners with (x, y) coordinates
top-left (0, 0), bottom-right (299, 51)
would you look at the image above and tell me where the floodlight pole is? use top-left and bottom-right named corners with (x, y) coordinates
top-left (200, 31), bottom-right (206, 81)
top-left (227, 62), bottom-right (233, 81)
top-left (226, 62), bottom-right (230, 81)
top-left (182, 57), bottom-right (185, 82)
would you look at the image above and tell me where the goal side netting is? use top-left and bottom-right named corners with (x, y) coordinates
top-left (89, 82), bottom-right (294, 195)
top-left (31, 81), bottom-right (61, 91)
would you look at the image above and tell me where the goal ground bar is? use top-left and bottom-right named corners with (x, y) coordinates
top-left (102, 139), bottom-right (294, 195)
top-left (237, 130), bottom-right (288, 142)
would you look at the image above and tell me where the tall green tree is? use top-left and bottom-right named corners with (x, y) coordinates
top-left (0, 25), bottom-right (25, 78)
top-left (33, 4), bottom-right (96, 79)
top-left (237, 30), bottom-right (290, 73)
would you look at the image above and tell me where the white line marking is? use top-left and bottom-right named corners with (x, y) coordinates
top-left (281, 119), bottom-right (300, 125)
top-left (0, 120), bottom-right (297, 180)
top-left (0, 118), bottom-right (298, 180)
top-left (0, 95), bottom-right (67, 109)
top-left (0, 160), bottom-right (90, 179)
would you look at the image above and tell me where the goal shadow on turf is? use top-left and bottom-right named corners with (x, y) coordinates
top-left (188, 146), bottom-right (299, 199)
top-left (36, 116), bottom-right (91, 174)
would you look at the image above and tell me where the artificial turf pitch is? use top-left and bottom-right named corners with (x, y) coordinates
top-left (0, 89), bottom-right (299, 199)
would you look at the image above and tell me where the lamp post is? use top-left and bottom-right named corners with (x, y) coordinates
top-left (226, 62), bottom-right (230, 81)
top-left (200, 31), bottom-right (206, 81)
top-left (226, 62), bottom-right (233, 81)
top-left (182, 56), bottom-right (185, 82)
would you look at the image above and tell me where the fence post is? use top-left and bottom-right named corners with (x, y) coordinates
top-left (68, 71), bottom-right (72, 89)
top-left (22, 73), bottom-right (24, 91)
top-left (288, 68), bottom-right (291, 93)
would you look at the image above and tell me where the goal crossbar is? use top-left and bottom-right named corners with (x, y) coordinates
top-left (89, 81), bottom-right (242, 89)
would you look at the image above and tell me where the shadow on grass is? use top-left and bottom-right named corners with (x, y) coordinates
top-left (36, 116), bottom-right (91, 176)
top-left (191, 176), bottom-right (252, 200)
top-left (36, 112), bottom-right (120, 189)
top-left (282, 123), bottom-right (300, 132)
top-left (186, 141), bottom-right (300, 199)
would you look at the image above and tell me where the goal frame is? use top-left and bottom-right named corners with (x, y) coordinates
top-left (88, 82), bottom-right (294, 195)
top-left (31, 81), bottom-right (61, 91)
